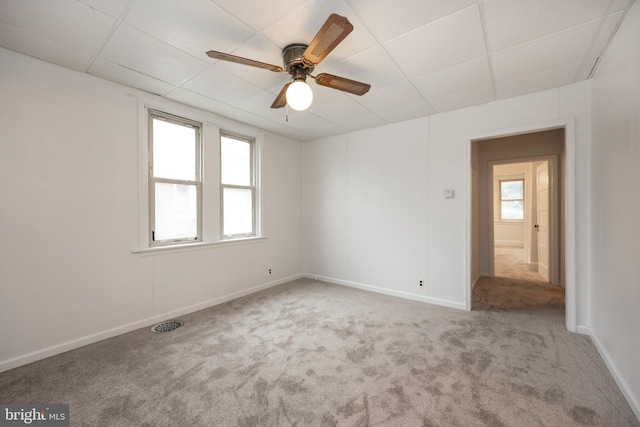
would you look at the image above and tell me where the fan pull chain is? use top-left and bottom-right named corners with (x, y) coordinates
top-left (286, 104), bottom-right (289, 122)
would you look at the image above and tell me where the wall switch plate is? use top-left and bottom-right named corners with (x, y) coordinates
top-left (444, 189), bottom-right (455, 199)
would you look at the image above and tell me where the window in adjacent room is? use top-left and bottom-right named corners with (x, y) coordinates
top-left (149, 110), bottom-right (202, 245)
top-left (500, 179), bottom-right (524, 220)
top-left (221, 132), bottom-right (255, 238)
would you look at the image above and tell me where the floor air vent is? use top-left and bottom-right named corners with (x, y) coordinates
top-left (151, 320), bottom-right (184, 334)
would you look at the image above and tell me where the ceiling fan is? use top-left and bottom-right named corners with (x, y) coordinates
top-left (206, 13), bottom-right (371, 111)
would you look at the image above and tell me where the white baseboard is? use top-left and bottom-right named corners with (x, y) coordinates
top-left (576, 325), bottom-right (591, 335)
top-left (304, 274), bottom-right (467, 311)
top-left (589, 331), bottom-right (640, 421)
top-left (0, 274), bottom-right (303, 373)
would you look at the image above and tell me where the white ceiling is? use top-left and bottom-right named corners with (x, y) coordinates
top-left (0, 0), bottom-right (635, 141)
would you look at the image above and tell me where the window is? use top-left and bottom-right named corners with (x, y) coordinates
top-left (221, 133), bottom-right (255, 238)
top-left (500, 179), bottom-right (524, 220)
top-left (149, 110), bottom-right (202, 245)
top-left (140, 104), bottom-right (262, 252)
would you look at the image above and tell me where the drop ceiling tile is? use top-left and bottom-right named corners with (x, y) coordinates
top-left (412, 56), bottom-right (491, 101)
top-left (0, 22), bottom-right (93, 71)
top-left (383, 5), bottom-right (486, 77)
top-left (100, 24), bottom-right (209, 85)
top-left (2, 0), bottom-right (634, 143)
top-left (164, 87), bottom-right (233, 117)
top-left (279, 111), bottom-right (338, 133)
top-left (182, 65), bottom-right (264, 106)
top-left (211, 0), bottom-right (310, 31)
top-left (322, 46), bottom-right (404, 91)
top-left (338, 114), bottom-right (387, 132)
top-left (125, 0), bottom-right (253, 60)
top-left (213, 36), bottom-right (289, 91)
top-left (89, 59), bottom-right (176, 95)
top-left (0, 0), bottom-right (115, 53)
top-left (495, 62), bottom-right (581, 99)
top-left (308, 84), bottom-right (352, 107)
top-left (492, 19), bottom-right (600, 83)
top-left (311, 97), bottom-right (373, 123)
top-left (354, 81), bottom-right (424, 113)
top-left (235, 91), bottom-right (290, 121)
top-left (216, 108), bottom-right (290, 135)
top-left (261, 0), bottom-right (377, 64)
top-left (429, 85), bottom-right (494, 113)
top-left (609, 0), bottom-right (633, 12)
top-left (588, 11), bottom-right (624, 59)
top-left (575, 57), bottom-right (599, 81)
top-left (483, 0), bottom-right (610, 52)
top-left (77, 0), bottom-right (131, 18)
top-left (298, 125), bottom-right (346, 141)
top-left (347, 0), bottom-right (475, 42)
top-left (377, 102), bottom-right (435, 123)
top-left (270, 125), bottom-right (314, 142)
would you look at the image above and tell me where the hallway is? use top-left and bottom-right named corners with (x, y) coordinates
top-left (494, 245), bottom-right (547, 283)
top-left (473, 246), bottom-right (564, 312)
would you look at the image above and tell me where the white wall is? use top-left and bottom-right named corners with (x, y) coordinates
top-left (0, 48), bottom-right (304, 371)
top-left (590, 1), bottom-right (640, 418)
top-left (304, 82), bottom-right (591, 323)
top-left (303, 119), bottom-right (430, 302)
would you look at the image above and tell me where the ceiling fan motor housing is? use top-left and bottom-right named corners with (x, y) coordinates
top-left (283, 44), bottom-right (314, 75)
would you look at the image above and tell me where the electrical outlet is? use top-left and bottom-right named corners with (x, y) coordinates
top-left (268, 268), bottom-right (272, 274)
top-left (419, 280), bottom-right (423, 287)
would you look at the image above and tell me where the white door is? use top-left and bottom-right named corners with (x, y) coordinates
top-left (536, 162), bottom-right (550, 282)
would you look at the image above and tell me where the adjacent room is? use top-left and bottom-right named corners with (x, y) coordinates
top-left (1, 0), bottom-right (638, 425)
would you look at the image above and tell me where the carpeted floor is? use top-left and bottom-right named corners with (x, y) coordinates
top-left (494, 245), bottom-right (548, 283)
top-left (475, 245), bottom-right (565, 312)
top-left (1, 276), bottom-right (637, 426)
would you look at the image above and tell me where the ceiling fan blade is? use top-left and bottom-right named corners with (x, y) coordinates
top-left (302, 14), bottom-right (353, 67)
top-left (314, 73), bottom-right (371, 96)
top-left (271, 82), bottom-right (292, 109)
top-left (206, 50), bottom-right (285, 73)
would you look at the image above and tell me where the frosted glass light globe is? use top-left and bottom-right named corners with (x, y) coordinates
top-left (286, 81), bottom-right (313, 111)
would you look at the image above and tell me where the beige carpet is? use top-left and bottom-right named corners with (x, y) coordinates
top-left (1, 277), bottom-right (637, 426)
top-left (474, 245), bottom-right (565, 311)
top-left (494, 245), bottom-right (549, 283)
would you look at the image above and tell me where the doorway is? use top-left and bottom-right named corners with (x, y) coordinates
top-left (491, 159), bottom-right (560, 285)
top-left (470, 124), bottom-right (575, 330)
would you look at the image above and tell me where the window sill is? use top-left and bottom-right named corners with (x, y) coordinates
top-left (132, 236), bottom-right (266, 256)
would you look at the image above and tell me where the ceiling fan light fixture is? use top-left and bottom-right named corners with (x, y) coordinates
top-left (206, 14), bottom-right (370, 112)
top-left (286, 79), bottom-right (313, 111)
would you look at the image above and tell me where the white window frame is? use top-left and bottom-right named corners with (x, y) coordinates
top-left (220, 131), bottom-right (256, 239)
top-left (135, 98), bottom-right (264, 254)
top-left (499, 178), bottom-right (525, 221)
top-left (148, 109), bottom-right (203, 246)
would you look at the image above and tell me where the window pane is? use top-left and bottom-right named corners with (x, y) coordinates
top-left (153, 118), bottom-right (196, 180)
top-left (223, 187), bottom-right (253, 236)
top-left (221, 136), bottom-right (250, 186)
top-left (501, 180), bottom-right (523, 200)
top-left (154, 182), bottom-right (197, 241)
top-left (501, 201), bottom-right (524, 220)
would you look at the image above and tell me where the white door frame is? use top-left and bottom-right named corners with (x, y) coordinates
top-left (467, 118), bottom-right (576, 332)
